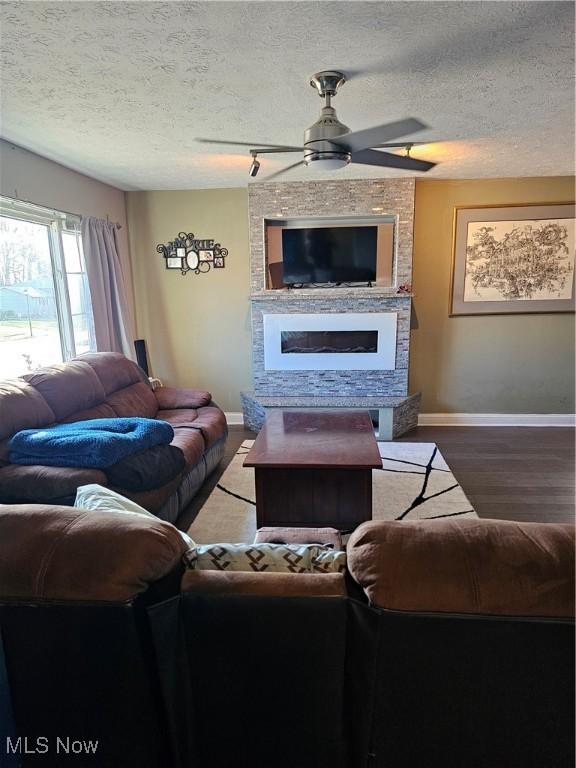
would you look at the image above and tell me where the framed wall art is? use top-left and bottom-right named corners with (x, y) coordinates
top-left (450, 203), bottom-right (575, 315)
top-left (157, 232), bottom-right (228, 275)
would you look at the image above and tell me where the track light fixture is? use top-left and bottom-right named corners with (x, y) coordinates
top-left (249, 152), bottom-right (260, 177)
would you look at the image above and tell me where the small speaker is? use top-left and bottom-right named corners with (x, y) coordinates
top-left (134, 339), bottom-right (150, 376)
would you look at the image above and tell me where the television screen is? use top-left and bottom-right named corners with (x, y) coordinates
top-left (282, 226), bottom-right (377, 285)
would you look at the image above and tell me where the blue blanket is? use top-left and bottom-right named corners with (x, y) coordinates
top-left (9, 418), bottom-right (174, 469)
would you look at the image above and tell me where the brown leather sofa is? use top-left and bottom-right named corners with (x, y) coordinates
top-left (0, 506), bottom-right (573, 768)
top-left (0, 503), bottom-right (188, 768)
top-left (0, 352), bottom-right (228, 522)
top-left (163, 518), bottom-right (574, 768)
top-left (344, 518), bottom-right (575, 768)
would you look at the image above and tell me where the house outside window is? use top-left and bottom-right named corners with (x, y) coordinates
top-left (0, 197), bottom-right (96, 378)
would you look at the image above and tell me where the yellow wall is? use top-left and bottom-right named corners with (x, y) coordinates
top-left (128, 177), bottom-right (575, 414)
top-left (127, 189), bottom-right (251, 411)
top-left (411, 177), bottom-right (575, 413)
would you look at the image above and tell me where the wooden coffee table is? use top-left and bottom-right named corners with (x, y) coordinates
top-left (243, 410), bottom-right (382, 531)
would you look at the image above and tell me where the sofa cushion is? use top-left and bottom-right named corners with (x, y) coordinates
top-left (61, 403), bottom-right (117, 423)
top-left (158, 408), bottom-right (199, 425)
top-left (189, 406), bottom-right (227, 447)
top-left (186, 543), bottom-right (347, 574)
top-left (158, 407), bottom-right (226, 449)
top-left (104, 444), bottom-right (185, 491)
top-left (107, 382), bottom-right (158, 418)
top-left (0, 379), bottom-right (55, 441)
top-left (0, 464), bottom-right (108, 503)
top-left (347, 519), bottom-right (575, 618)
top-left (23, 361), bottom-right (106, 421)
top-left (182, 569), bottom-right (346, 597)
top-left (168, 425), bottom-right (206, 467)
top-left (0, 439), bottom-right (11, 465)
top-left (255, 527), bottom-right (343, 550)
top-left (0, 504), bottom-right (188, 602)
top-left (110, 473), bottom-right (183, 515)
top-left (155, 386), bottom-right (212, 410)
top-left (76, 352), bottom-right (146, 395)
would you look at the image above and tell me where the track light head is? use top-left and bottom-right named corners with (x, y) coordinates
top-left (249, 153), bottom-right (260, 177)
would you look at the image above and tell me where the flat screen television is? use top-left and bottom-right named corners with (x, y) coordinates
top-left (282, 226), bottom-right (377, 285)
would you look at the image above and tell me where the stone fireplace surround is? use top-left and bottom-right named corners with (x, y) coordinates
top-left (241, 178), bottom-right (421, 438)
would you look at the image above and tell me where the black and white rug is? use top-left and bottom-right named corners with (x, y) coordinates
top-left (188, 441), bottom-right (477, 544)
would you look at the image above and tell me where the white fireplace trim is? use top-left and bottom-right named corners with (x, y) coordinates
top-left (263, 312), bottom-right (397, 371)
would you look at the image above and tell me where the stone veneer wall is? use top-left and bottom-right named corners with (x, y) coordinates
top-left (248, 178), bottom-right (415, 293)
top-left (247, 178), bottom-right (416, 398)
top-left (251, 295), bottom-right (411, 396)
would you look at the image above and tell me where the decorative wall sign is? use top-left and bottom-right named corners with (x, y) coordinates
top-left (450, 203), bottom-right (575, 315)
top-left (157, 232), bottom-right (228, 275)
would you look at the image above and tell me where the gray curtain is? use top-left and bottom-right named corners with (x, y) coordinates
top-left (81, 216), bottom-right (133, 357)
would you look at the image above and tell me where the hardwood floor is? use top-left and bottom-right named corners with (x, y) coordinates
top-left (396, 426), bottom-right (575, 524)
top-left (178, 425), bottom-right (575, 530)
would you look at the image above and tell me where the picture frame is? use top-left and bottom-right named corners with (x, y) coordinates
top-left (186, 249), bottom-right (200, 271)
top-left (450, 203), bottom-right (575, 315)
top-left (157, 232), bottom-right (228, 275)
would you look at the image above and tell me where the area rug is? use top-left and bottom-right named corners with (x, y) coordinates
top-left (188, 441), bottom-right (477, 544)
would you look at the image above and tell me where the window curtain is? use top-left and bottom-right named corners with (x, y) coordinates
top-left (81, 217), bottom-right (134, 357)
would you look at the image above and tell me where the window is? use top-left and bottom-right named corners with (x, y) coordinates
top-left (0, 197), bottom-right (96, 378)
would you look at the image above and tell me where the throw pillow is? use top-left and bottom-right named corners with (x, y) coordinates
top-left (184, 542), bottom-right (346, 574)
top-left (74, 483), bottom-right (195, 550)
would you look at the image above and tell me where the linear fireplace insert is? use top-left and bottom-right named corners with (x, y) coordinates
top-left (281, 330), bottom-right (378, 354)
top-left (263, 312), bottom-right (397, 371)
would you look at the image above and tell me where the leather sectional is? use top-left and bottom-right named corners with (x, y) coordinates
top-left (0, 352), bottom-right (228, 521)
top-left (0, 506), bottom-right (573, 768)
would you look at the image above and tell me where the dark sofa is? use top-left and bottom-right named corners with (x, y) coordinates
top-left (0, 503), bottom-right (189, 768)
top-left (160, 517), bottom-right (574, 768)
top-left (0, 352), bottom-right (228, 522)
top-left (0, 507), bottom-right (573, 768)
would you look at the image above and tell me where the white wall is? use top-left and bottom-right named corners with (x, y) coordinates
top-left (0, 139), bottom-right (135, 328)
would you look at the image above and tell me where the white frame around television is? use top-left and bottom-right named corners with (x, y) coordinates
top-left (263, 214), bottom-right (398, 290)
top-left (263, 312), bottom-right (398, 371)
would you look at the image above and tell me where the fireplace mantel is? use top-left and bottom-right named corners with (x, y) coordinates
top-left (250, 289), bottom-right (414, 301)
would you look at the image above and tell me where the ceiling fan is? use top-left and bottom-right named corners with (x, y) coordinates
top-left (196, 70), bottom-right (437, 180)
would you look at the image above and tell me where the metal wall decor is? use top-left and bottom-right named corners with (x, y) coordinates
top-left (157, 232), bottom-right (228, 275)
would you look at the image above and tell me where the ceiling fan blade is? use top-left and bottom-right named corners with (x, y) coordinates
top-left (261, 160), bottom-right (305, 181)
top-left (351, 148), bottom-right (436, 172)
top-left (332, 118), bottom-right (428, 154)
top-left (196, 138), bottom-right (303, 151)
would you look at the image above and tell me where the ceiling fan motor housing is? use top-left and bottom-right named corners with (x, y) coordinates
top-left (303, 106), bottom-right (351, 169)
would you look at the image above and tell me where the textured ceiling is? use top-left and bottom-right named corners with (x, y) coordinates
top-left (1, 1), bottom-right (574, 190)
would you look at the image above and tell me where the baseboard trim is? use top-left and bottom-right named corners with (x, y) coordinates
top-left (418, 413), bottom-right (576, 427)
top-left (225, 412), bottom-right (244, 425)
